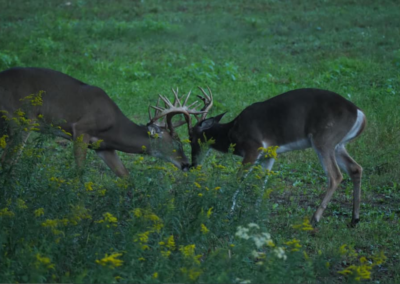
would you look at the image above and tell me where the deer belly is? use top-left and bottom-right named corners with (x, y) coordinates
top-left (275, 138), bottom-right (311, 154)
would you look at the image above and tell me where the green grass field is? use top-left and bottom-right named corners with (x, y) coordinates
top-left (1, 0), bottom-right (400, 283)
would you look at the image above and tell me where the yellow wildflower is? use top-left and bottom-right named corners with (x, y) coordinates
top-left (35, 253), bottom-right (55, 270)
top-left (180, 267), bottom-right (203, 281)
top-left (161, 250), bottom-right (171, 258)
top-left (201, 223), bottom-right (209, 234)
top-left (69, 205), bottom-right (91, 225)
top-left (372, 251), bottom-right (387, 266)
top-left (206, 207), bottom-right (213, 218)
top-left (138, 231), bottom-right (150, 243)
top-left (95, 212), bottom-right (118, 228)
top-left (284, 238), bottom-right (302, 252)
top-left (212, 162), bottom-right (226, 169)
top-left (292, 217), bottom-right (314, 231)
top-left (34, 208), bottom-right (45, 217)
top-left (194, 182), bottom-right (201, 188)
top-left (91, 139), bottom-right (103, 149)
top-left (0, 135), bottom-right (8, 149)
top-left (180, 244), bottom-right (196, 258)
top-left (263, 188), bottom-right (273, 199)
top-left (85, 182), bottom-right (94, 191)
top-left (41, 219), bottom-right (59, 228)
top-left (0, 207), bottom-right (15, 217)
top-left (339, 244), bottom-right (358, 259)
top-left (152, 272), bottom-right (158, 279)
top-left (266, 239), bottom-right (275, 247)
top-left (95, 252), bottom-right (123, 269)
top-left (16, 199), bottom-right (28, 209)
top-left (338, 264), bottom-right (372, 281)
top-left (166, 235), bottom-right (176, 250)
top-left (133, 208), bottom-right (142, 217)
top-left (61, 129), bottom-right (72, 137)
top-left (258, 145), bottom-right (279, 159)
top-left (15, 108), bottom-right (25, 117)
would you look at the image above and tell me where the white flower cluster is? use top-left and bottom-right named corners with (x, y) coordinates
top-left (235, 278), bottom-right (252, 284)
top-left (235, 223), bottom-right (287, 261)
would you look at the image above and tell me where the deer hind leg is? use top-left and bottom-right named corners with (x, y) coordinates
top-left (0, 129), bottom-right (11, 165)
top-left (335, 144), bottom-right (362, 227)
top-left (311, 143), bottom-right (343, 226)
top-left (96, 149), bottom-right (129, 178)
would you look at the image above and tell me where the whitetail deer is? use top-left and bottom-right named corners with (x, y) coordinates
top-left (186, 87), bottom-right (366, 227)
top-left (0, 67), bottom-right (196, 177)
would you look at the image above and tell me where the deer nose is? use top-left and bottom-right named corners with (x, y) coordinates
top-left (182, 163), bottom-right (190, 172)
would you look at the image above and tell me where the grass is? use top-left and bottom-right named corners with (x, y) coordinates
top-left (1, 0), bottom-right (400, 282)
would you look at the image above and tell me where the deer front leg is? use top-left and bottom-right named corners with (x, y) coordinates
top-left (1, 130), bottom-right (31, 168)
top-left (96, 149), bottom-right (129, 178)
top-left (237, 146), bottom-right (261, 181)
top-left (73, 133), bottom-right (90, 170)
top-left (230, 147), bottom-right (261, 216)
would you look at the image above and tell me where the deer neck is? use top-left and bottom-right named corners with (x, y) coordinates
top-left (106, 116), bottom-right (151, 154)
top-left (204, 121), bottom-right (235, 153)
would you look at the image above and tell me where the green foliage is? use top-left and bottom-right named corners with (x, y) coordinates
top-left (1, 133), bottom-right (386, 283)
top-left (1, 0), bottom-right (400, 283)
top-left (0, 51), bottom-right (21, 69)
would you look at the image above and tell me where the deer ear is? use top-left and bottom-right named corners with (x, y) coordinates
top-left (213, 112), bottom-right (226, 123)
top-left (198, 112), bottom-right (226, 130)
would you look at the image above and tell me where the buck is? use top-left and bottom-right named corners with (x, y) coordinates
top-left (0, 67), bottom-right (206, 177)
top-left (184, 87), bottom-right (366, 227)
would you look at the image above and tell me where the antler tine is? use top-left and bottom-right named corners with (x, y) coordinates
top-left (149, 97), bottom-right (160, 120)
top-left (198, 86), bottom-right (211, 102)
top-left (150, 105), bottom-right (164, 112)
top-left (148, 105), bottom-right (153, 122)
top-left (197, 86), bottom-right (214, 121)
top-left (171, 88), bottom-right (182, 107)
top-left (187, 100), bottom-right (200, 109)
top-left (206, 86), bottom-right (213, 101)
top-left (148, 97), bottom-right (168, 128)
top-left (148, 89), bottom-right (196, 136)
top-left (183, 90), bottom-right (192, 107)
top-left (159, 94), bottom-right (174, 108)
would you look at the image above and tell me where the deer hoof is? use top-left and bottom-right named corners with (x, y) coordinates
top-left (310, 215), bottom-right (319, 228)
top-left (348, 218), bottom-right (360, 228)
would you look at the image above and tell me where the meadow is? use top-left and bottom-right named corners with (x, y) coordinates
top-left (0, 0), bottom-right (399, 283)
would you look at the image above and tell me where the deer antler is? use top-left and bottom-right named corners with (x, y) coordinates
top-left (195, 86), bottom-right (214, 121)
top-left (148, 88), bottom-right (206, 135)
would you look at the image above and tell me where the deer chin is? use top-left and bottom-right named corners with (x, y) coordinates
top-left (149, 149), bottom-right (187, 170)
top-left (191, 148), bottom-right (211, 168)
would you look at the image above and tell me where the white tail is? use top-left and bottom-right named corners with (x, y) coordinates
top-left (189, 88), bottom-right (366, 227)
